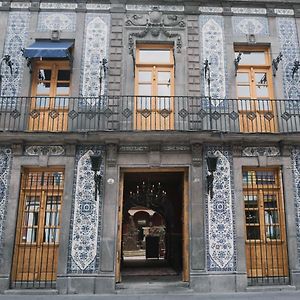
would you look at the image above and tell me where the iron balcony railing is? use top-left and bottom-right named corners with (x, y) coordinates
top-left (0, 96), bottom-right (300, 133)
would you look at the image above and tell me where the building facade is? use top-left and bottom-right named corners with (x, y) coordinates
top-left (0, 0), bottom-right (300, 294)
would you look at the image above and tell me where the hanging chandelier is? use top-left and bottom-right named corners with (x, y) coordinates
top-left (128, 180), bottom-right (167, 209)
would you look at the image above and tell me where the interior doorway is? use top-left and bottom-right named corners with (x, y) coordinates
top-left (116, 169), bottom-right (189, 282)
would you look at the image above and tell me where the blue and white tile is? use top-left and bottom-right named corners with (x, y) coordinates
top-left (232, 16), bottom-right (269, 36)
top-left (199, 16), bottom-right (226, 107)
top-left (205, 146), bottom-right (236, 271)
top-left (277, 18), bottom-right (300, 101)
top-left (80, 14), bottom-right (110, 105)
top-left (1, 12), bottom-right (30, 99)
top-left (292, 147), bottom-right (300, 264)
top-left (37, 12), bottom-right (76, 32)
top-left (0, 148), bottom-right (12, 265)
top-left (68, 146), bottom-right (105, 273)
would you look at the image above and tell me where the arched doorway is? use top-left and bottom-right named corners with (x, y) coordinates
top-left (116, 169), bottom-right (189, 282)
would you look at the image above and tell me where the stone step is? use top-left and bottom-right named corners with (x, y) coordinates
top-left (246, 285), bottom-right (296, 292)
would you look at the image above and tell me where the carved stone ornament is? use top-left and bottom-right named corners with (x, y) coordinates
top-left (25, 145), bottom-right (65, 156)
top-left (191, 143), bottom-right (202, 166)
top-left (242, 147), bottom-right (280, 157)
top-left (126, 6), bottom-right (185, 54)
top-left (106, 143), bottom-right (117, 167)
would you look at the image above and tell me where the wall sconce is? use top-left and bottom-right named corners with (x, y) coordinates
top-left (247, 34), bottom-right (256, 44)
top-left (292, 60), bottom-right (300, 79)
top-left (51, 30), bottom-right (60, 41)
top-left (272, 52), bottom-right (283, 76)
top-left (206, 155), bottom-right (218, 199)
top-left (90, 154), bottom-right (102, 201)
top-left (234, 52), bottom-right (242, 76)
top-left (0, 54), bottom-right (13, 95)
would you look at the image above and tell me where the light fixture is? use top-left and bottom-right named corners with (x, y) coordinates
top-left (90, 154), bottom-right (102, 201)
top-left (272, 52), bottom-right (283, 76)
top-left (51, 30), bottom-right (60, 41)
top-left (234, 52), bottom-right (242, 76)
top-left (0, 54), bottom-right (13, 95)
top-left (206, 155), bottom-right (218, 198)
top-left (247, 34), bottom-right (256, 44)
top-left (292, 60), bottom-right (300, 79)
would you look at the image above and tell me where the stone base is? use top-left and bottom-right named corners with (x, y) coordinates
top-left (0, 275), bottom-right (9, 294)
top-left (56, 274), bottom-right (115, 294)
top-left (291, 270), bottom-right (300, 289)
top-left (190, 272), bottom-right (247, 292)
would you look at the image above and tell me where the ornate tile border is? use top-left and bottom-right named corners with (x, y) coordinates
top-left (40, 2), bottom-right (77, 10)
top-left (1, 11), bottom-right (30, 98)
top-left (205, 146), bottom-right (236, 271)
top-left (277, 18), bottom-right (300, 100)
top-left (199, 16), bottom-right (227, 106)
top-left (0, 147), bottom-right (12, 265)
top-left (86, 4), bottom-right (111, 11)
top-left (242, 146), bottom-right (280, 157)
top-left (199, 7), bottom-right (223, 14)
top-left (275, 9), bottom-right (294, 16)
top-left (231, 8), bottom-right (267, 15)
top-left (291, 147), bottom-right (300, 265)
top-left (11, 2), bottom-right (31, 9)
top-left (37, 12), bottom-right (76, 32)
top-left (126, 5), bottom-right (184, 12)
top-left (24, 145), bottom-right (65, 156)
top-left (68, 145), bottom-right (105, 273)
top-left (80, 14), bottom-right (110, 102)
top-left (232, 16), bottom-right (269, 36)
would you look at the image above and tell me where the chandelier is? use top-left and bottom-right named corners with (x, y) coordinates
top-left (127, 180), bottom-right (167, 210)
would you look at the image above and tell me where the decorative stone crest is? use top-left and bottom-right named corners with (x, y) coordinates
top-left (69, 146), bottom-right (105, 272)
top-left (206, 147), bottom-right (236, 271)
top-left (37, 12), bottom-right (76, 32)
top-left (242, 147), bottom-right (280, 157)
top-left (126, 6), bottom-right (185, 54)
top-left (25, 145), bottom-right (65, 156)
top-left (233, 17), bottom-right (269, 35)
top-left (119, 145), bottom-right (149, 153)
top-left (106, 143), bottom-right (117, 167)
top-left (191, 143), bottom-right (202, 166)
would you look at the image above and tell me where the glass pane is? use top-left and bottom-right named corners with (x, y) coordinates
top-left (236, 51), bottom-right (266, 65)
top-left (246, 226), bottom-right (260, 240)
top-left (23, 197), bottom-right (40, 243)
top-left (243, 171), bottom-right (256, 185)
top-left (157, 72), bottom-right (170, 82)
top-left (256, 86), bottom-right (269, 98)
top-left (264, 210), bottom-right (279, 224)
top-left (138, 71), bottom-right (151, 82)
top-left (56, 83), bottom-right (70, 95)
top-left (139, 49), bottom-right (170, 63)
top-left (38, 69), bottom-right (51, 81)
top-left (255, 73), bottom-right (268, 85)
top-left (54, 97), bottom-right (69, 108)
top-left (36, 82), bottom-right (51, 95)
top-left (44, 228), bottom-right (60, 243)
top-left (137, 96), bottom-right (151, 110)
top-left (138, 84), bottom-right (151, 96)
top-left (256, 171), bottom-right (275, 184)
top-left (57, 70), bottom-right (70, 81)
top-left (157, 85), bottom-right (170, 96)
top-left (237, 73), bottom-right (249, 83)
top-left (245, 210), bottom-right (259, 224)
top-left (244, 195), bottom-right (258, 208)
top-left (265, 225), bottom-right (280, 239)
top-left (237, 85), bottom-right (250, 97)
top-left (264, 195), bottom-right (277, 208)
top-left (34, 97), bottom-right (50, 108)
top-left (156, 97), bottom-right (170, 110)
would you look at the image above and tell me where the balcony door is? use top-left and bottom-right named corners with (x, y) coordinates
top-left (135, 45), bottom-right (174, 130)
top-left (29, 61), bottom-right (70, 131)
top-left (235, 48), bottom-right (276, 132)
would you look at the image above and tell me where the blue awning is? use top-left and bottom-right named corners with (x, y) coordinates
top-left (23, 41), bottom-right (74, 59)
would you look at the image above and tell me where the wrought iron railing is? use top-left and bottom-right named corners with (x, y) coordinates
top-left (0, 96), bottom-right (300, 133)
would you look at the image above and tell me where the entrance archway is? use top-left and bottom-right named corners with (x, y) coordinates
top-left (116, 169), bottom-right (189, 282)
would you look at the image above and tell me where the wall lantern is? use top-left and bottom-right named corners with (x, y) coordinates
top-left (206, 155), bottom-right (218, 199)
top-left (0, 54), bottom-right (13, 95)
top-left (90, 154), bottom-right (102, 201)
top-left (51, 30), bottom-right (60, 41)
top-left (292, 60), bottom-right (300, 79)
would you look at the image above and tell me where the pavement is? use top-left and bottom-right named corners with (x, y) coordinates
top-left (0, 290), bottom-right (300, 300)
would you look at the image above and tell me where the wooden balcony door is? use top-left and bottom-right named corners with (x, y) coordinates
top-left (243, 168), bottom-right (288, 283)
top-left (29, 61), bottom-right (70, 131)
top-left (134, 45), bottom-right (174, 130)
top-left (236, 48), bottom-right (276, 133)
top-left (12, 169), bottom-right (64, 287)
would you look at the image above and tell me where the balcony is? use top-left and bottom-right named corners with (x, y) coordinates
top-left (0, 96), bottom-right (299, 134)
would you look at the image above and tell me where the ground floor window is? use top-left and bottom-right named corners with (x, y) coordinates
top-left (11, 168), bottom-right (64, 288)
top-left (242, 167), bottom-right (289, 285)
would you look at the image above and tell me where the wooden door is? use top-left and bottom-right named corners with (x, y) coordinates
top-left (243, 168), bottom-right (288, 280)
top-left (236, 49), bottom-right (276, 133)
top-left (12, 169), bottom-right (64, 285)
top-left (134, 45), bottom-right (174, 130)
top-left (29, 61), bottom-right (70, 131)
